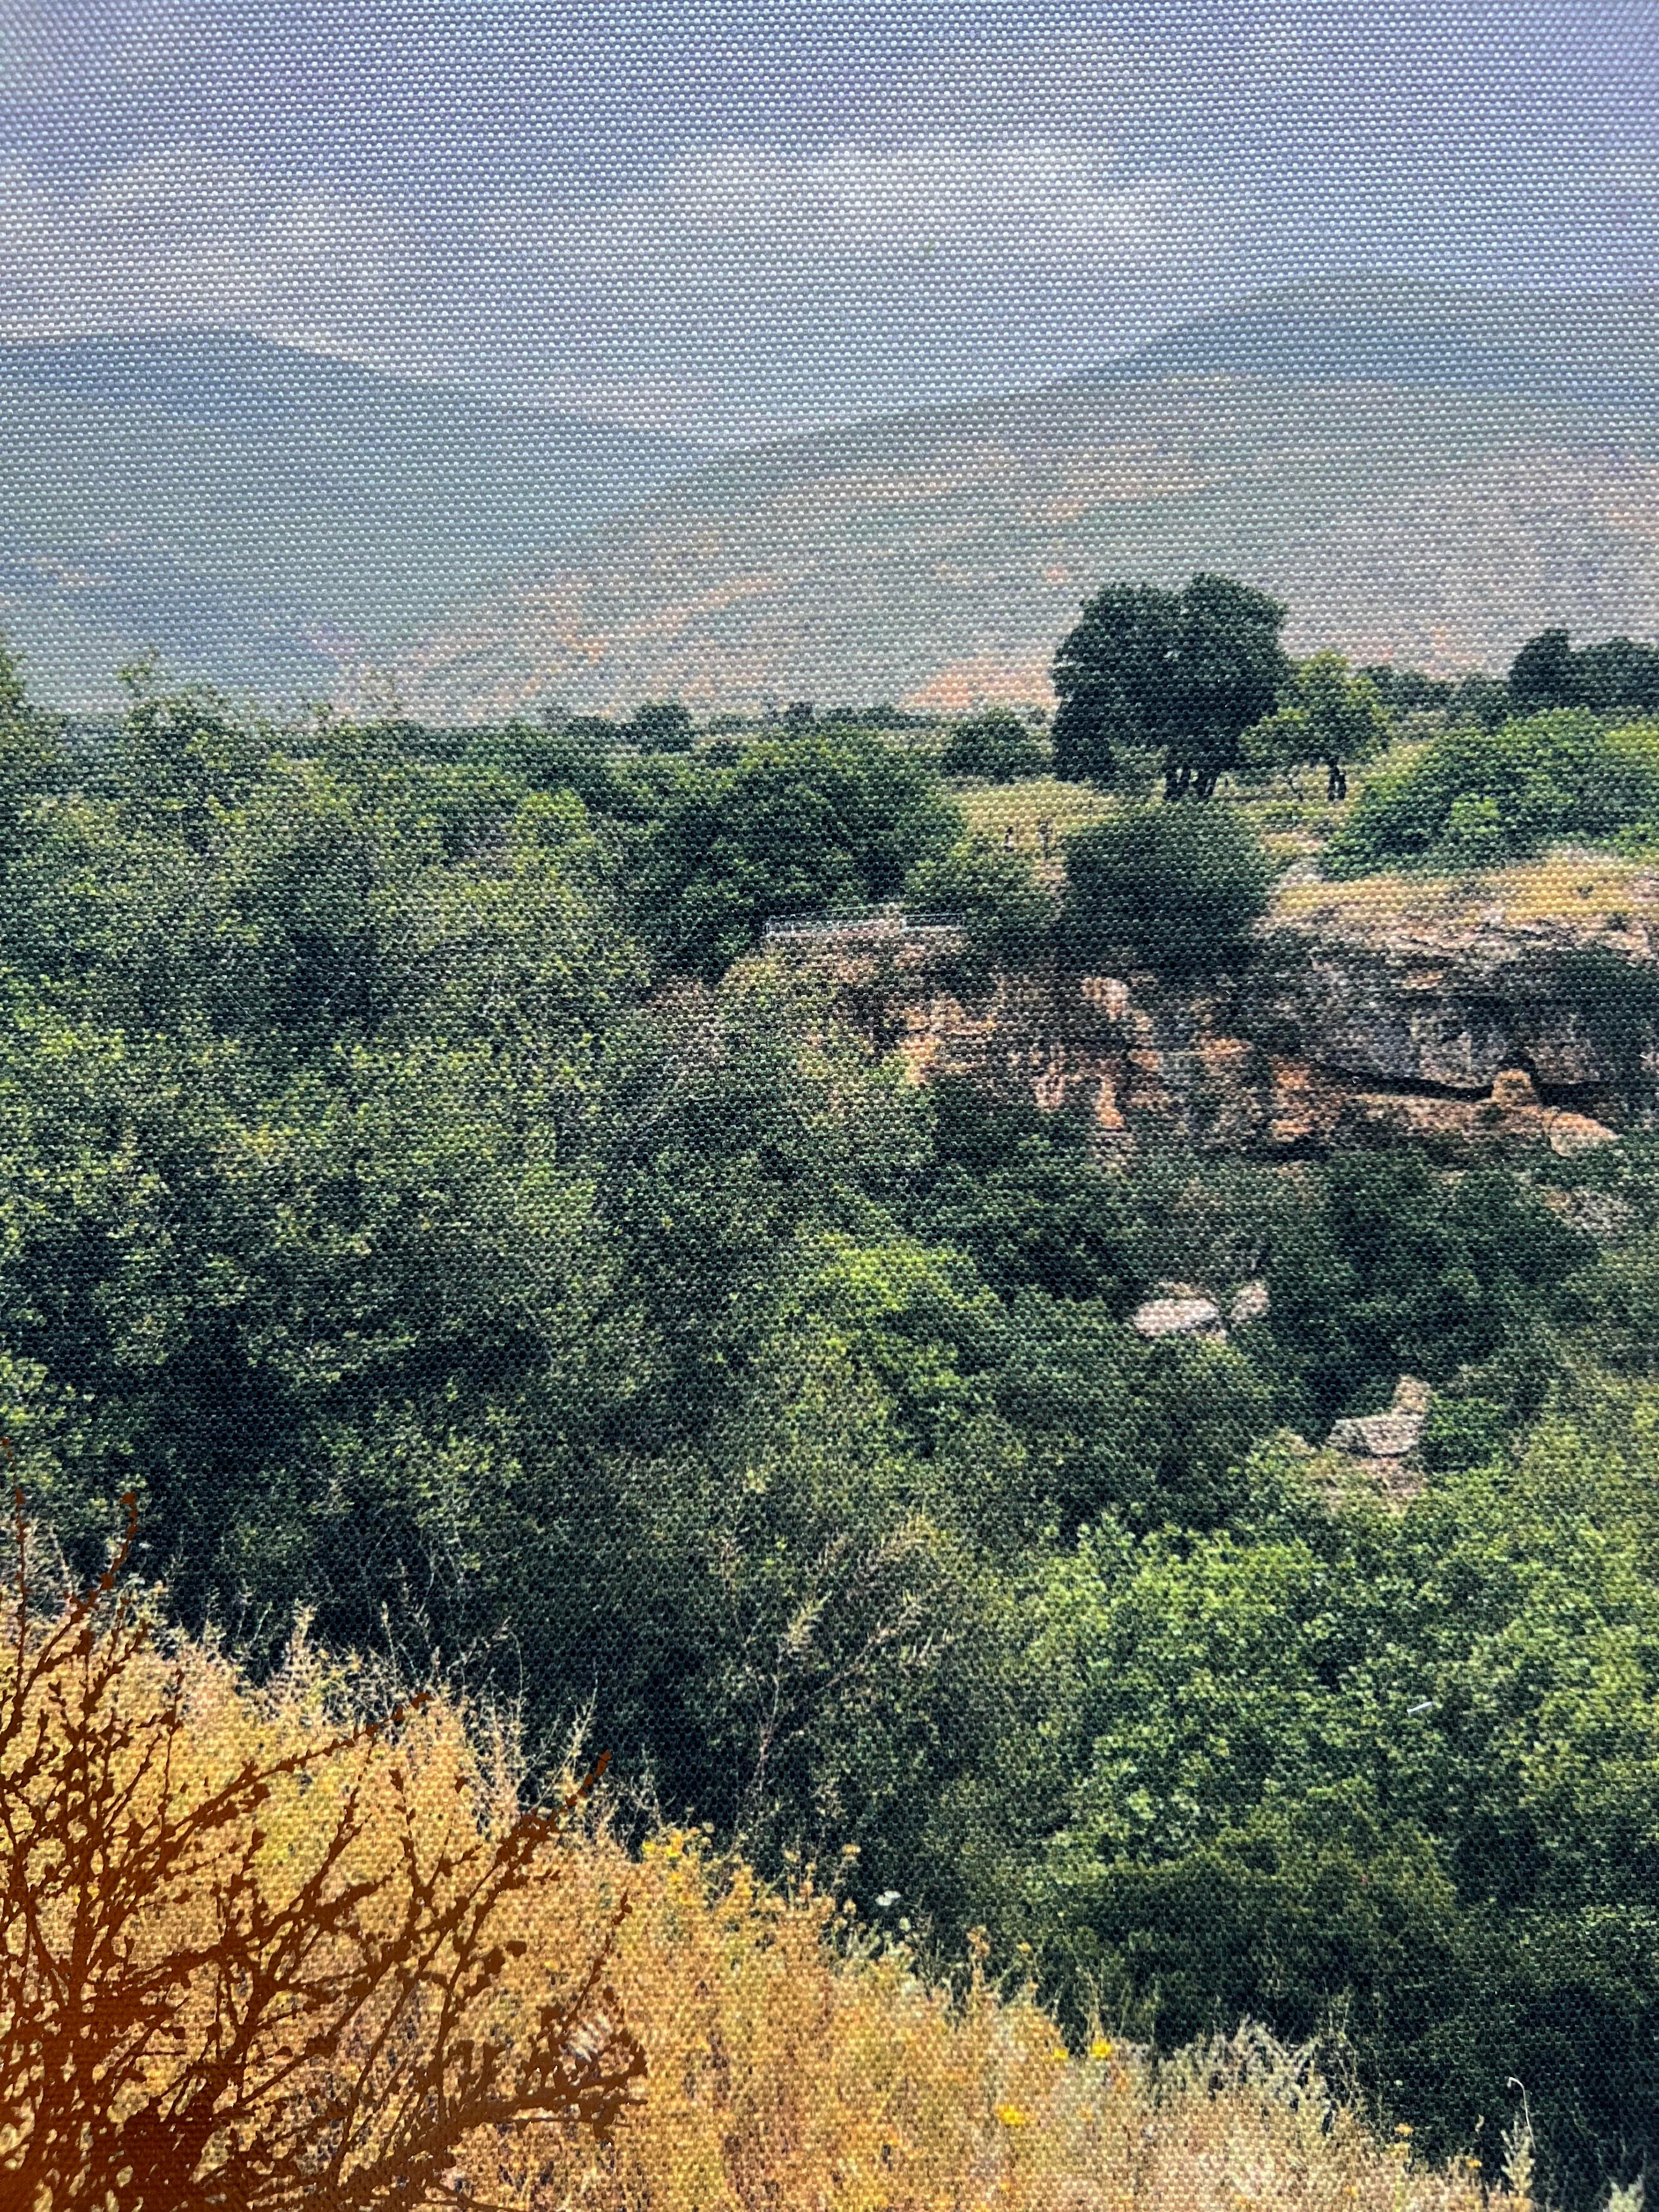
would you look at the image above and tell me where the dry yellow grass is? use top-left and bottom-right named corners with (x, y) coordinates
top-left (0, 1561), bottom-right (1532, 2212)
top-left (575, 1825), bottom-right (1517, 2212)
top-left (0, 1552), bottom-right (642, 2212)
top-left (1270, 846), bottom-right (1659, 936)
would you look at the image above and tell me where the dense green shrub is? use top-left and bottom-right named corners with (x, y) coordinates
top-left (1062, 802), bottom-right (1276, 971)
top-left (995, 1391), bottom-right (1659, 2203)
top-left (939, 709), bottom-right (1049, 783)
top-left (902, 835), bottom-right (1052, 965)
top-left (629, 731), bottom-right (962, 975)
top-left (907, 1082), bottom-right (1147, 1301)
top-left (1260, 1151), bottom-right (1592, 1426)
top-left (1325, 710), bottom-right (1659, 874)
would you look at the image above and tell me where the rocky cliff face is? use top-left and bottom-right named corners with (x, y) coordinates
top-left (814, 901), bottom-right (1659, 1160)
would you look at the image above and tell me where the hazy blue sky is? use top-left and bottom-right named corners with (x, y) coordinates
top-left (2, 1), bottom-right (1655, 438)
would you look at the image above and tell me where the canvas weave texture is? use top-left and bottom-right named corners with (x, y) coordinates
top-left (2, 8), bottom-right (1658, 2207)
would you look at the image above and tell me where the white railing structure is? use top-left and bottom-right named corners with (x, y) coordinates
top-left (763, 905), bottom-right (968, 943)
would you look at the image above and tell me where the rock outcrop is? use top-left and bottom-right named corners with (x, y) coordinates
top-left (1129, 1290), bottom-right (1227, 1342)
top-left (1325, 1377), bottom-right (1434, 1503)
top-left (806, 897), bottom-right (1651, 1161)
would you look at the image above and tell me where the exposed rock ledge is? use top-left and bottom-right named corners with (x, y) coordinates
top-left (806, 902), bottom-right (1653, 1159)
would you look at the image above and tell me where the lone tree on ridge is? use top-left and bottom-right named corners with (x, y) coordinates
top-left (1051, 573), bottom-right (1290, 799)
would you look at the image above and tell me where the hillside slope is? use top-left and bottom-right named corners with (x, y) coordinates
top-left (395, 364), bottom-right (1659, 723)
top-left (12, 288), bottom-right (1659, 717)
top-left (0, 333), bottom-right (703, 709)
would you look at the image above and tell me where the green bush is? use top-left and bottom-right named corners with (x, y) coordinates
top-left (1325, 710), bottom-right (1659, 875)
top-left (1418, 1394), bottom-right (1509, 1471)
top-left (939, 709), bottom-right (1050, 783)
top-left (1062, 803), bottom-right (1276, 972)
top-left (903, 835), bottom-right (1052, 966)
top-left (631, 731), bottom-right (962, 975)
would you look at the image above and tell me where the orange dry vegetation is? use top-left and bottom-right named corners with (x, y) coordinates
top-left (0, 1504), bottom-right (1527, 2212)
top-left (602, 1830), bottom-right (1520, 2212)
top-left (0, 1495), bottom-right (642, 2212)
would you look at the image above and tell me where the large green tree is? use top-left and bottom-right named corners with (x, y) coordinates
top-left (939, 708), bottom-right (1049, 783)
top-left (1052, 573), bottom-right (1290, 799)
top-left (1241, 650), bottom-right (1390, 801)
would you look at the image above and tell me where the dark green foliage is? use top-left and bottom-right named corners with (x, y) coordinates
top-left (462, 718), bottom-right (638, 815)
top-left (1557, 1224), bottom-right (1659, 1375)
top-left (14, 644), bottom-right (1659, 2201)
top-left (0, 639), bottom-right (71, 871)
top-left (939, 709), bottom-right (1049, 783)
top-left (564, 713), bottom-right (624, 748)
top-left (1554, 946), bottom-right (1659, 1086)
top-left (902, 836), bottom-right (1052, 966)
top-left (988, 1291), bottom-right (1276, 1536)
top-left (1241, 651), bottom-right (1389, 801)
top-left (1446, 670), bottom-right (1513, 731)
top-left (1040, 1796), bottom-right (1463, 2086)
top-left (909, 1083), bottom-right (1141, 1291)
top-left (629, 731), bottom-right (961, 977)
top-left (1510, 627), bottom-right (1659, 717)
top-left (1325, 709), bottom-right (1659, 874)
top-left (1358, 663), bottom-right (1456, 715)
top-left (1509, 627), bottom-right (1578, 711)
top-left (1062, 802), bottom-right (1276, 972)
top-left (1418, 1395), bottom-right (1509, 1471)
top-left (1260, 1153), bottom-right (1591, 1426)
top-left (1577, 636), bottom-right (1659, 716)
top-left (629, 699), bottom-right (694, 751)
top-left (816, 704), bottom-right (940, 731)
top-left (1052, 573), bottom-right (1290, 798)
top-left (1000, 1398), bottom-right (1659, 2203)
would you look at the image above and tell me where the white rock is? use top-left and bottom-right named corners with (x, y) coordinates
top-left (1229, 1279), bottom-right (1270, 1325)
top-left (1131, 1295), bottom-right (1225, 1342)
top-left (1327, 1410), bottom-right (1424, 1458)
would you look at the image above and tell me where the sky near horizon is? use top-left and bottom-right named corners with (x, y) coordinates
top-left (2, 1), bottom-right (1657, 442)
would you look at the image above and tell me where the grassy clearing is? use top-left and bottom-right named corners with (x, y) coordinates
top-left (953, 773), bottom-right (1111, 869)
top-left (956, 770), bottom-right (1349, 843)
top-left (1272, 846), bottom-right (1659, 936)
top-left (952, 753), bottom-right (1659, 939)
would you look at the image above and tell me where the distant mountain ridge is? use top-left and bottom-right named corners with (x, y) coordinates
top-left (0, 332), bottom-right (705, 709)
top-left (9, 286), bottom-right (1659, 717)
top-left (1078, 280), bottom-right (1659, 417)
top-left (393, 283), bottom-right (1659, 726)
